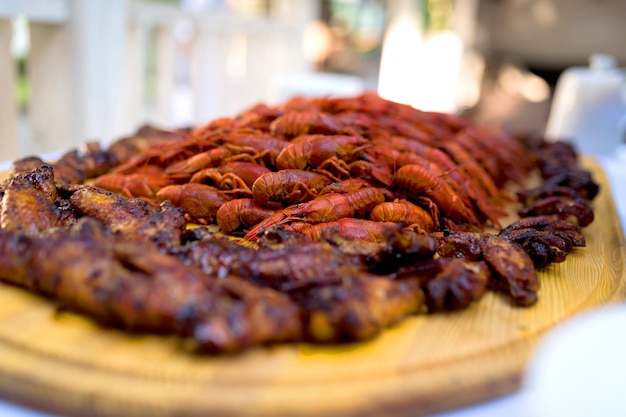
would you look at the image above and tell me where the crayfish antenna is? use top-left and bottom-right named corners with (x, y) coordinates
top-left (243, 211), bottom-right (297, 241)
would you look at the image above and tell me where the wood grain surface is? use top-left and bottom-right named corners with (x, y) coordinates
top-left (0, 158), bottom-right (624, 417)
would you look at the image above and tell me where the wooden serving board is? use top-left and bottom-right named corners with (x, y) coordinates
top-left (0, 158), bottom-right (624, 417)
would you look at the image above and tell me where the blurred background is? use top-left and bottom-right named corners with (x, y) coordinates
top-left (1, 0), bottom-right (625, 161)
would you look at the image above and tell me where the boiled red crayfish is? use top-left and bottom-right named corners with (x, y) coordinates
top-left (370, 199), bottom-right (439, 233)
top-left (244, 187), bottom-right (386, 241)
top-left (93, 166), bottom-right (173, 199)
top-left (298, 218), bottom-right (400, 242)
top-left (275, 134), bottom-right (370, 181)
top-left (216, 198), bottom-right (278, 234)
top-left (269, 110), bottom-right (346, 138)
top-left (251, 169), bottom-right (330, 207)
top-left (190, 161), bottom-right (271, 198)
top-left (218, 132), bottom-right (290, 168)
top-left (156, 183), bottom-right (229, 224)
top-left (165, 147), bottom-right (232, 180)
top-left (392, 164), bottom-right (480, 226)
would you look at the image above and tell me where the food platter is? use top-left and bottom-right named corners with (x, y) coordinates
top-left (0, 156), bottom-right (624, 417)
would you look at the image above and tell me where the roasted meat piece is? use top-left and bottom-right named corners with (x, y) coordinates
top-left (424, 259), bottom-right (490, 312)
top-left (499, 215), bottom-right (586, 268)
top-left (542, 169), bottom-right (600, 201)
top-left (75, 142), bottom-right (119, 178)
top-left (109, 201), bottom-right (187, 249)
top-left (69, 185), bottom-right (156, 224)
top-left (173, 235), bottom-right (365, 290)
top-left (289, 274), bottom-right (424, 342)
top-left (106, 124), bottom-right (188, 165)
top-left (0, 165), bottom-right (76, 234)
top-left (174, 224), bottom-right (437, 292)
top-left (190, 277), bottom-right (303, 353)
top-left (436, 232), bottom-right (539, 306)
top-left (49, 142), bottom-right (119, 185)
top-left (481, 235), bottom-right (539, 306)
top-left (517, 185), bottom-right (582, 206)
top-left (435, 232), bottom-right (484, 261)
top-left (536, 141), bottom-right (580, 178)
top-left (519, 195), bottom-right (594, 227)
top-left (0, 218), bottom-right (302, 353)
top-left (50, 149), bottom-right (86, 185)
top-left (322, 225), bottom-right (438, 275)
top-left (171, 228), bottom-right (430, 342)
top-left (500, 215), bottom-right (586, 247)
top-left (390, 257), bottom-right (490, 312)
top-left (255, 223), bottom-right (437, 275)
top-left (60, 184), bottom-right (188, 249)
top-left (9, 156), bottom-right (46, 176)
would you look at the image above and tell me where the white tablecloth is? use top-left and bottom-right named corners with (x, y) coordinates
top-left (0, 146), bottom-right (625, 417)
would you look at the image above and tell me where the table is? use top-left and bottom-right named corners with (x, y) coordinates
top-left (0, 146), bottom-right (624, 417)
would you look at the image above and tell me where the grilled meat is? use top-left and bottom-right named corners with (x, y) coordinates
top-left (499, 215), bottom-right (586, 268)
top-left (481, 235), bottom-right (539, 306)
top-left (69, 185), bottom-right (156, 224)
top-left (289, 274), bottom-right (424, 342)
top-left (9, 156), bottom-right (46, 176)
top-left (171, 228), bottom-right (431, 342)
top-left (0, 165), bottom-right (76, 234)
top-left (436, 232), bottom-right (539, 306)
top-left (0, 218), bottom-right (302, 353)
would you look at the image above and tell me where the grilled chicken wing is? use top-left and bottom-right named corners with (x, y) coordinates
top-left (0, 218), bottom-right (302, 353)
top-left (289, 274), bottom-right (424, 342)
top-left (69, 185), bottom-right (156, 224)
top-left (0, 165), bottom-right (76, 234)
top-left (172, 230), bottom-right (428, 342)
top-left (436, 232), bottom-right (539, 306)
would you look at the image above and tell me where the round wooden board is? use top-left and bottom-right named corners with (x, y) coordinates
top-left (0, 158), bottom-right (624, 417)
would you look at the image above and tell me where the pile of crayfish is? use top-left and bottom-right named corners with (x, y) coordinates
top-left (34, 91), bottom-right (598, 253)
top-left (86, 92), bottom-right (542, 240)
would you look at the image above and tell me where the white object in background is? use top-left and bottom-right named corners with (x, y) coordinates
top-left (275, 72), bottom-right (364, 101)
top-left (523, 304), bottom-right (626, 417)
top-left (377, 0), bottom-right (482, 113)
top-left (545, 54), bottom-right (626, 155)
top-left (377, 2), bottom-right (424, 108)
